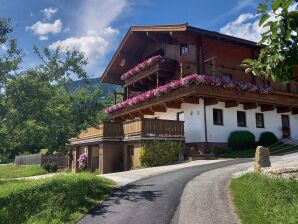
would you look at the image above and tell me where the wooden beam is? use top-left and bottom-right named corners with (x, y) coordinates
top-left (182, 96), bottom-right (200, 104)
top-left (165, 101), bottom-right (181, 109)
top-left (243, 102), bottom-right (258, 110)
top-left (225, 100), bottom-right (239, 108)
top-left (292, 108), bottom-right (298, 115)
top-left (130, 111), bottom-right (143, 118)
top-left (151, 105), bottom-right (167, 112)
top-left (260, 104), bottom-right (275, 112)
top-left (277, 106), bottom-right (291, 113)
top-left (140, 109), bottom-right (154, 115)
top-left (204, 97), bottom-right (218, 106)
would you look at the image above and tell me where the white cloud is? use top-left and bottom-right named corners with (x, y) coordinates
top-left (42, 7), bottom-right (58, 20)
top-left (219, 3), bottom-right (298, 42)
top-left (48, 0), bottom-right (129, 76)
top-left (26, 19), bottom-right (62, 41)
top-left (219, 13), bottom-right (262, 42)
top-left (49, 36), bottom-right (109, 61)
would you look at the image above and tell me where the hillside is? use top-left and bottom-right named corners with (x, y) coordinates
top-left (69, 78), bottom-right (120, 96)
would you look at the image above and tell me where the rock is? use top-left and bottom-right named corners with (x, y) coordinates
top-left (254, 146), bottom-right (271, 172)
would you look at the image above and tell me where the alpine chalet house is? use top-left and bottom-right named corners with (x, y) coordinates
top-left (69, 24), bottom-right (298, 173)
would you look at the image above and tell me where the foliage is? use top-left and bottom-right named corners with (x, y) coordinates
top-left (258, 131), bottom-right (279, 146)
top-left (0, 18), bottom-right (106, 158)
top-left (140, 140), bottom-right (183, 167)
top-left (42, 163), bottom-right (58, 173)
top-left (210, 147), bottom-right (232, 156)
top-left (230, 173), bottom-right (298, 224)
top-left (0, 173), bottom-right (114, 223)
top-left (0, 164), bottom-right (47, 179)
top-left (228, 131), bottom-right (256, 150)
top-left (242, 0), bottom-right (298, 83)
top-left (39, 149), bottom-right (48, 155)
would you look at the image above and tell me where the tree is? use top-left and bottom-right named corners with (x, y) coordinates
top-left (4, 49), bottom-right (103, 155)
top-left (242, 0), bottom-right (298, 83)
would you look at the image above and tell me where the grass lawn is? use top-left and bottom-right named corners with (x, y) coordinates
top-left (0, 164), bottom-right (48, 179)
top-left (230, 173), bottom-right (298, 224)
top-left (0, 173), bottom-right (114, 224)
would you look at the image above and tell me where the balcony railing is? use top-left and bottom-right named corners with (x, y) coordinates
top-left (123, 118), bottom-right (184, 138)
top-left (72, 122), bottom-right (123, 141)
top-left (124, 58), bottom-right (177, 87)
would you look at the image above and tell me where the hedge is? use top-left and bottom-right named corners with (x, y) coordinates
top-left (258, 131), bottom-right (279, 146)
top-left (140, 140), bottom-right (183, 167)
top-left (228, 131), bottom-right (256, 150)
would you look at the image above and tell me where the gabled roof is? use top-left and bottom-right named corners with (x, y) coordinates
top-left (100, 23), bottom-right (259, 85)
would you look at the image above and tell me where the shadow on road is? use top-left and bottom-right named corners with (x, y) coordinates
top-left (87, 183), bottom-right (163, 217)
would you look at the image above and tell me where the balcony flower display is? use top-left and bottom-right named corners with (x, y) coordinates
top-left (121, 55), bottom-right (162, 81)
top-left (105, 74), bottom-right (272, 114)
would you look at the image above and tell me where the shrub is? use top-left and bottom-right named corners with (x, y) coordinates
top-left (228, 131), bottom-right (255, 150)
top-left (140, 140), bottom-right (183, 167)
top-left (210, 147), bottom-right (232, 156)
top-left (0, 173), bottom-right (113, 223)
top-left (39, 149), bottom-right (48, 155)
top-left (258, 132), bottom-right (278, 146)
top-left (42, 163), bottom-right (58, 173)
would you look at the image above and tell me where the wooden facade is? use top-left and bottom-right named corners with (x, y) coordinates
top-left (69, 24), bottom-right (298, 173)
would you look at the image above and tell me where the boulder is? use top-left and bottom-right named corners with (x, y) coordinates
top-left (254, 146), bottom-right (271, 172)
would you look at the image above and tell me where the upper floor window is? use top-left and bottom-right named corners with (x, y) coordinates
top-left (222, 74), bottom-right (232, 82)
top-left (180, 44), bottom-right (189, 56)
top-left (213, 109), bottom-right (223, 125)
top-left (237, 111), bottom-right (246, 127)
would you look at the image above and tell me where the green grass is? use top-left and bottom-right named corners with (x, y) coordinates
top-left (0, 164), bottom-right (48, 179)
top-left (0, 173), bottom-right (114, 224)
top-left (220, 144), bottom-right (298, 158)
top-left (230, 173), bottom-right (298, 224)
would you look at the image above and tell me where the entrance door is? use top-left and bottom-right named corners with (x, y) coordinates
top-left (281, 114), bottom-right (290, 138)
top-left (126, 145), bottom-right (134, 170)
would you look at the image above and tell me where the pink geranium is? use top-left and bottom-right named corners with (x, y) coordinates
top-left (121, 55), bottom-right (163, 81)
top-left (105, 74), bottom-right (272, 114)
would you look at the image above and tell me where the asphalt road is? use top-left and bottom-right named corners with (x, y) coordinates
top-left (78, 158), bottom-right (250, 224)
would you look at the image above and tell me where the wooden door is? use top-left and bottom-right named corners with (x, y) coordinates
top-left (281, 114), bottom-right (290, 138)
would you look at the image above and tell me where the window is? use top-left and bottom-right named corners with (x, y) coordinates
top-left (222, 74), bottom-right (232, 82)
top-left (177, 112), bottom-right (184, 121)
top-left (256, 113), bottom-right (264, 128)
top-left (237, 111), bottom-right (246, 127)
top-left (180, 44), bottom-right (189, 56)
top-left (213, 109), bottom-right (223, 125)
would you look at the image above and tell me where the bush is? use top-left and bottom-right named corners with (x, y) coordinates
top-left (140, 140), bottom-right (183, 167)
top-left (258, 131), bottom-right (278, 146)
top-left (0, 173), bottom-right (113, 223)
top-left (228, 131), bottom-right (255, 150)
top-left (42, 163), bottom-right (58, 173)
top-left (210, 147), bottom-right (232, 156)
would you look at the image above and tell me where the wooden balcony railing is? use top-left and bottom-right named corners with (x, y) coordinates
top-left (124, 58), bottom-right (177, 87)
top-left (72, 122), bottom-right (123, 141)
top-left (123, 118), bottom-right (184, 138)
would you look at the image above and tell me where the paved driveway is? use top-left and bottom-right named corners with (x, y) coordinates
top-left (78, 159), bottom-right (250, 224)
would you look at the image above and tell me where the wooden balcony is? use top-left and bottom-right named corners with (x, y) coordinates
top-left (123, 118), bottom-right (184, 139)
top-left (124, 58), bottom-right (177, 87)
top-left (109, 84), bottom-right (298, 120)
top-left (70, 122), bottom-right (123, 142)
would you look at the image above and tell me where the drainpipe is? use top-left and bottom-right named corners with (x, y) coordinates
top-left (203, 99), bottom-right (208, 153)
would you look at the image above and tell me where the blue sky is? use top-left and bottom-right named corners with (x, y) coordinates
top-left (0, 0), bottom-right (266, 78)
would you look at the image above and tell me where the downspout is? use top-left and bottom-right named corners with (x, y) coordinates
top-left (203, 99), bottom-right (208, 153)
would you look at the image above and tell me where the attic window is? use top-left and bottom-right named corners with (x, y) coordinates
top-left (180, 44), bottom-right (189, 56)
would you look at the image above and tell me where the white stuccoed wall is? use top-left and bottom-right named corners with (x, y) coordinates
top-left (145, 100), bottom-right (298, 143)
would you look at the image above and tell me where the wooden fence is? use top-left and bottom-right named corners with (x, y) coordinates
top-left (15, 154), bottom-right (69, 169)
